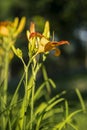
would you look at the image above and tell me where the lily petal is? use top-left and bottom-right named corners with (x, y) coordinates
top-left (54, 48), bottom-right (61, 56)
top-left (30, 22), bottom-right (35, 33)
top-left (40, 37), bottom-right (49, 46)
top-left (53, 40), bottom-right (69, 46)
top-left (29, 32), bottom-right (44, 39)
top-left (0, 21), bottom-right (12, 27)
top-left (44, 42), bottom-right (54, 52)
top-left (0, 26), bottom-right (9, 36)
top-left (44, 40), bottom-right (69, 52)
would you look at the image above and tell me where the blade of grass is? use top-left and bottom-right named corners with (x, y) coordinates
top-left (65, 100), bottom-right (69, 119)
top-left (75, 88), bottom-right (86, 112)
top-left (48, 91), bottom-right (66, 104)
top-left (46, 98), bottom-right (64, 111)
top-left (49, 78), bottom-right (56, 88)
top-left (42, 65), bottom-right (51, 94)
top-left (56, 109), bottom-right (82, 130)
top-left (34, 79), bottom-right (56, 102)
top-left (68, 122), bottom-right (78, 130)
top-left (36, 95), bottom-right (65, 130)
top-left (10, 72), bottom-right (24, 107)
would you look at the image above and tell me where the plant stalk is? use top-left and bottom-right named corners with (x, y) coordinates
top-left (30, 63), bottom-right (36, 130)
top-left (2, 49), bottom-right (9, 130)
top-left (4, 50), bottom-right (9, 105)
top-left (23, 66), bottom-right (28, 130)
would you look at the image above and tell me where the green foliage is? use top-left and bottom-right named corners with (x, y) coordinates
top-left (0, 18), bottom-right (86, 130)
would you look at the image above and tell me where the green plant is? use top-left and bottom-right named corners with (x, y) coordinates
top-left (0, 18), bottom-right (85, 130)
top-left (0, 17), bottom-right (26, 130)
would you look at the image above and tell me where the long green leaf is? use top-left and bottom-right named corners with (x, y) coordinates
top-left (42, 65), bottom-right (51, 94)
top-left (36, 94), bottom-right (65, 130)
top-left (55, 109), bottom-right (82, 130)
top-left (10, 73), bottom-right (24, 107)
top-left (75, 88), bottom-right (86, 112)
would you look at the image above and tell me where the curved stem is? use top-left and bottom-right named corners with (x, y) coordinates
top-left (27, 52), bottom-right (38, 68)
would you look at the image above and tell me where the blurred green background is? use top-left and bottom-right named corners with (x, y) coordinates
top-left (0, 0), bottom-right (87, 99)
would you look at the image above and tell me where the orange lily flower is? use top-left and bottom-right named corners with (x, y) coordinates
top-left (27, 22), bottom-right (69, 56)
top-left (0, 17), bottom-right (26, 38)
top-left (0, 21), bottom-right (12, 36)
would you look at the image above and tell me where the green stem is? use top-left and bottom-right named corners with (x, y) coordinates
top-left (23, 66), bottom-right (28, 130)
top-left (4, 50), bottom-right (9, 105)
top-left (30, 63), bottom-right (36, 130)
top-left (1, 49), bottom-right (9, 130)
top-left (15, 67), bottom-right (28, 130)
